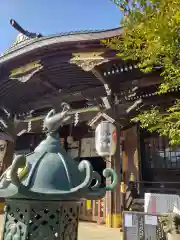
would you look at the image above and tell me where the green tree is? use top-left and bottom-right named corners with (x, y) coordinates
top-left (103, 0), bottom-right (180, 145)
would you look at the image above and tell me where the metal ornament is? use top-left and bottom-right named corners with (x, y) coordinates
top-left (70, 52), bottom-right (109, 71)
top-left (74, 112), bottom-right (79, 126)
top-left (0, 102), bottom-right (117, 239)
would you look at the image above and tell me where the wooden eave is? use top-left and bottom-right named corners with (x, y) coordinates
top-left (0, 28), bottom-right (122, 65)
top-left (0, 26), bottom-right (169, 131)
top-left (0, 28), bottom-right (125, 114)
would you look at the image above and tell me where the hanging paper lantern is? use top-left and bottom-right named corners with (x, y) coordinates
top-left (95, 121), bottom-right (117, 157)
top-left (67, 136), bottom-right (74, 145)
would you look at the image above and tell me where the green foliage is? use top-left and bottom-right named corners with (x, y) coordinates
top-left (103, 0), bottom-right (180, 145)
top-left (133, 101), bottom-right (180, 145)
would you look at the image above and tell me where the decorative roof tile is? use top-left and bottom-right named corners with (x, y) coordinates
top-left (1, 34), bottom-right (39, 57)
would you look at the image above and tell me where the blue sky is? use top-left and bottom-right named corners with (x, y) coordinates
top-left (0, 0), bottom-right (121, 54)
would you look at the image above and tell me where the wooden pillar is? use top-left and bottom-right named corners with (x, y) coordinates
top-left (105, 124), bottom-right (121, 228)
top-left (122, 124), bottom-right (141, 189)
top-left (120, 140), bottom-right (128, 219)
top-left (112, 124), bottom-right (121, 227)
top-left (105, 158), bottom-right (113, 227)
top-left (123, 125), bottom-right (140, 183)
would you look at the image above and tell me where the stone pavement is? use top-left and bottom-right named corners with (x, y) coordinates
top-left (0, 215), bottom-right (123, 240)
top-left (79, 222), bottom-right (123, 240)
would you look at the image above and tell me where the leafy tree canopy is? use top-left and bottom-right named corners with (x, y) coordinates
top-left (103, 0), bottom-right (180, 145)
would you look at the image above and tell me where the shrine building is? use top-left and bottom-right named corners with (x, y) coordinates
top-left (0, 20), bottom-right (180, 227)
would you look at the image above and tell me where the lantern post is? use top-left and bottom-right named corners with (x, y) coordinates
top-left (0, 103), bottom-right (117, 240)
top-left (95, 119), bottom-right (121, 228)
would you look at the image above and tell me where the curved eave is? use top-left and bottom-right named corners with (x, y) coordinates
top-left (0, 28), bottom-right (122, 65)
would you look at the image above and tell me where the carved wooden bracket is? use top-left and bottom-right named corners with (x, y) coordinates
top-left (9, 61), bottom-right (43, 83)
top-left (70, 52), bottom-right (109, 71)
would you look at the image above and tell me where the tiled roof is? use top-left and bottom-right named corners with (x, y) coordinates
top-left (1, 27), bottom-right (121, 57)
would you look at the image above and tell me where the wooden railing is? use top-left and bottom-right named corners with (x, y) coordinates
top-left (136, 181), bottom-right (180, 196)
top-left (125, 181), bottom-right (180, 211)
top-left (125, 182), bottom-right (139, 210)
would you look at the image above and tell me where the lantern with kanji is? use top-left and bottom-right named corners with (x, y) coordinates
top-left (95, 121), bottom-right (117, 157)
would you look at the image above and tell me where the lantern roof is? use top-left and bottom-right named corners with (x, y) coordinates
top-left (0, 106), bottom-right (117, 200)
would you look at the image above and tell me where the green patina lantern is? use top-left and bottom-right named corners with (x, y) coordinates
top-left (0, 103), bottom-right (117, 240)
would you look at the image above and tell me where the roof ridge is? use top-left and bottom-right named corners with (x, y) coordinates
top-left (1, 27), bottom-right (122, 58)
top-left (46, 27), bottom-right (121, 37)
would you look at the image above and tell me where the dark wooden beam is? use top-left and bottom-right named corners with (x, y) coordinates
top-left (38, 73), bottom-right (59, 91)
top-left (92, 67), bottom-right (112, 95)
top-left (14, 85), bottom-right (106, 113)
